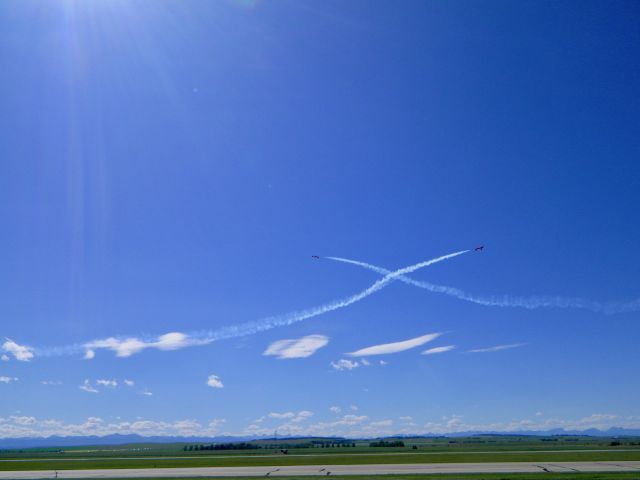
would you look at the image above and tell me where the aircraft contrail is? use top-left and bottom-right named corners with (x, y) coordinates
top-left (34, 250), bottom-right (468, 358)
top-left (195, 249), bottom-right (469, 343)
top-left (326, 257), bottom-right (640, 315)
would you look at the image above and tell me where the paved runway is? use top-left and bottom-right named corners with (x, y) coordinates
top-left (1, 461), bottom-right (640, 478)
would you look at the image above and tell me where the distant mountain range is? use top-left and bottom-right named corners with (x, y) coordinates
top-left (2, 428), bottom-right (639, 449)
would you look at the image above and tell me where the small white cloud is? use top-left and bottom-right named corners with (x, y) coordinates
top-left (124, 379), bottom-right (135, 387)
top-left (292, 411), bottom-right (314, 422)
top-left (268, 411), bottom-right (313, 422)
top-left (330, 356), bottom-right (383, 372)
top-left (469, 343), bottom-right (526, 353)
top-left (209, 419), bottom-right (226, 429)
top-left (399, 416), bottom-right (413, 422)
top-left (79, 380), bottom-right (98, 393)
top-left (1, 354), bottom-right (9, 362)
top-left (0, 376), bottom-right (18, 384)
top-left (264, 334), bottom-right (329, 359)
top-left (339, 414), bottom-right (366, 424)
top-left (348, 333), bottom-right (441, 357)
top-left (330, 359), bottom-right (360, 371)
top-left (141, 390), bottom-right (153, 396)
top-left (329, 406), bottom-right (342, 414)
top-left (207, 375), bottom-right (224, 389)
top-left (269, 412), bottom-right (295, 419)
top-left (84, 350), bottom-right (95, 360)
top-left (154, 332), bottom-right (191, 351)
top-left (3, 339), bottom-right (34, 362)
top-left (536, 411), bottom-right (544, 417)
top-left (422, 345), bottom-right (456, 355)
top-left (96, 379), bottom-right (118, 388)
top-left (41, 380), bottom-right (62, 386)
top-left (350, 405), bottom-right (359, 412)
top-left (379, 360), bottom-right (388, 366)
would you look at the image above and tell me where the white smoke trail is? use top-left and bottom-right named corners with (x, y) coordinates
top-left (326, 257), bottom-right (640, 315)
top-left (35, 250), bottom-right (468, 358)
top-left (194, 250), bottom-right (469, 343)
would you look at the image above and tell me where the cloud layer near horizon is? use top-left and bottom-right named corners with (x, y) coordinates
top-left (0, 412), bottom-right (636, 440)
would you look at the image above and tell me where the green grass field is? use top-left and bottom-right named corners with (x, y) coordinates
top-left (1, 436), bottom-right (640, 472)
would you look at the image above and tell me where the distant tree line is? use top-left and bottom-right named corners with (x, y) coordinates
top-left (182, 441), bottom-right (358, 451)
top-left (369, 440), bottom-right (405, 448)
top-left (312, 442), bottom-right (356, 448)
top-left (184, 443), bottom-right (260, 451)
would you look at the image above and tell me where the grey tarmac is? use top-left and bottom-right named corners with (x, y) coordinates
top-left (1, 461), bottom-right (640, 478)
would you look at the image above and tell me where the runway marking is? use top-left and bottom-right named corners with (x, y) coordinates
top-left (548, 462), bottom-right (580, 472)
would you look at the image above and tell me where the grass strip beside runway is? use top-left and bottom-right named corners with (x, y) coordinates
top-left (3, 450), bottom-right (640, 471)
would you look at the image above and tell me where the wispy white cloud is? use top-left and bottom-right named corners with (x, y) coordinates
top-left (3, 339), bottom-right (34, 362)
top-left (350, 405), bottom-right (359, 412)
top-left (330, 359), bottom-right (360, 371)
top-left (141, 389), bottom-right (153, 396)
top-left (209, 419), bottom-right (226, 429)
top-left (330, 356), bottom-right (387, 372)
top-left (469, 343), bottom-right (526, 353)
top-left (85, 332), bottom-right (199, 359)
top-left (206, 375), bottom-right (224, 389)
top-left (124, 379), bottom-right (135, 387)
top-left (422, 345), bottom-right (456, 355)
top-left (269, 412), bottom-right (295, 419)
top-left (79, 380), bottom-right (98, 393)
top-left (264, 334), bottom-right (329, 359)
top-left (329, 406), bottom-right (341, 414)
top-left (41, 380), bottom-right (62, 386)
top-left (96, 379), bottom-right (118, 388)
top-left (349, 333), bottom-right (441, 357)
top-left (268, 411), bottom-right (314, 423)
top-left (0, 376), bottom-right (18, 384)
top-left (293, 411), bottom-right (314, 423)
top-left (1, 354), bottom-right (9, 362)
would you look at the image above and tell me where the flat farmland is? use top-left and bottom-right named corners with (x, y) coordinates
top-left (2, 436), bottom-right (640, 472)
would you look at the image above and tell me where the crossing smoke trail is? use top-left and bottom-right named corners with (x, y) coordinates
top-left (34, 250), bottom-right (468, 358)
top-left (326, 257), bottom-right (640, 315)
top-left (194, 250), bottom-right (469, 343)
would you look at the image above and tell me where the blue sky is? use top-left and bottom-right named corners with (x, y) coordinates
top-left (1, 0), bottom-right (639, 439)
